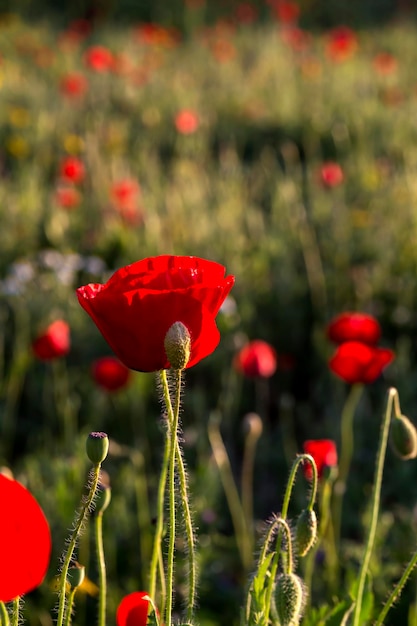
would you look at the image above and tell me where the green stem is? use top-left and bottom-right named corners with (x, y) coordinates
top-left (64, 588), bottom-right (77, 626)
top-left (0, 602), bottom-right (9, 626)
top-left (375, 549), bottom-right (417, 626)
top-left (11, 598), bottom-right (19, 626)
top-left (56, 463), bottom-right (102, 626)
top-left (332, 383), bottom-right (364, 552)
top-left (95, 512), bottom-right (106, 626)
top-left (352, 387), bottom-right (397, 626)
top-left (241, 425), bottom-right (262, 559)
top-left (208, 414), bottom-right (252, 571)
top-left (164, 370), bottom-right (182, 626)
top-left (148, 372), bottom-right (172, 607)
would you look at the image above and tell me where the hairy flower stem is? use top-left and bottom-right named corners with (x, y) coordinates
top-left (95, 511), bottom-right (106, 626)
top-left (0, 602), bottom-right (9, 626)
top-left (332, 383), bottom-right (364, 555)
top-left (352, 387), bottom-right (399, 626)
top-left (375, 548), bottom-right (417, 625)
top-left (264, 454), bottom-right (318, 623)
top-left (56, 462), bottom-right (102, 626)
top-left (11, 598), bottom-right (19, 626)
top-left (64, 589), bottom-right (76, 626)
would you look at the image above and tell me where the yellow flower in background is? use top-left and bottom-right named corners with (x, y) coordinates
top-left (62, 134), bottom-right (84, 154)
top-left (8, 106), bottom-right (30, 128)
top-left (6, 135), bottom-right (30, 158)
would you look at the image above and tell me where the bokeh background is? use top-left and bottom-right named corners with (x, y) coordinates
top-left (2, 1), bottom-right (417, 624)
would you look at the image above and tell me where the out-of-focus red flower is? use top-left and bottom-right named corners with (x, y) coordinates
top-left (234, 340), bottom-right (277, 378)
top-left (270, 1), bottom-right (300, 23)
top-left (59, 156), bottom-right (85, 184)
top-left (111, 178), bottom-right (141, 210)
top-left (32, 320), bottom-right (70, 361)
top-left (329, 341), bottom-right (394, 384)
top-left (77, 256), bottom-right (234, 372)
top-left (0, 473), bottom-right (51, 602)
top-left (235, 3), bottom-right (258, 25)
top-left (210, 37), bottom-right (236, 63)
top-left (133, 23), bottom-right (180, 47)
top-left (373, 52), bottom-right (398, 75)
top-left (325, 26), bottom-right (358, 62)
top-left (54, 184), bottom-right (81, 210)
top-left (327, 312), bottom-right (381, 346)
top-left (281, 27), bottom-right (311, 52)
top-left (92, 356), bottom-right (131, 392)
top-left (60, 72), bottom-right (88, 98)
top-left (116, 591), bottom-right (150, 626)
top-left (303, 439), bottom-right (338, 479)
top-left (84, 45), bottom-right (114, 72)
top-left (320, 162), bottom-right (344, 187)
top-left (175, 109), bottom-right (200, 134)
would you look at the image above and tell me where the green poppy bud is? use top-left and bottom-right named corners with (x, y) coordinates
top-left (86, 432), bottom-right (109, 464)
top-left (67, 563), bottom-right (85, 589)
top-left (295, 509), bottom-right (317, 557)
top-left (275, 573), bottom-right (305, 626)
top-left (391, 414), bottom-right (417, 460)
top-left (164, 322), bottom-right (191, 370)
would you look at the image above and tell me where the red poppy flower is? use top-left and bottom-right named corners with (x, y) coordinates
top-left (59, 156), bottom-right (85, 184)
top-left (174, 109), bottom-right (200, 134)
top-left (326, 26), bottom-right (357, 62)
top-left (111, 179), bottom-right (141, 210)
top-left (32, 320), bottom-right (70, 361)
top-left (76, 256), bottom-right (234, 372)
top-left (320, 162), bottom-right (344, 187)
top-left (84, 46), bottom-right (114, 72)
top-left (329, 341), bottom-right (394, 384)
top-left (116, 591), bottom-right (150, 626)
top-left (270, 1), bottom-right (300, 23)
top-left (303, 440), bottom-right (337, 479)
top-left (234, 340), bottom-right (277, 378)
top-left (60, 72), bottom-right (88, 98)
top-left (373, 52), bottom-right (398, 76)
top-left (54, 184), bottom-right (81, 210)
top-left (327, 312), bottom-right (381, 346)
top-left (92, 356), bottom-right (131, 392)
top-left (0, 473), bottom-right (51, 602)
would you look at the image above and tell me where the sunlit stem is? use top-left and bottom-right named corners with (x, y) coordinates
top-left (11, 598), bottom-right (19, 626)
top-left (95, 511), bottom-right (106, 626)
top-left (56, 463), bottom-right (102, 626)
top-left (64, 588), bottom-right (77, 626)
top-left (0, 602), bottom-right (9, 626)
top-left (352, 387), bottom-right (398, 626)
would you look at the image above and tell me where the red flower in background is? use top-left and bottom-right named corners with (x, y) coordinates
top-left (0, 473), bottom-right (51, 602)
top-left (54, 184), bottom-right (81, 210)
top-left (326, 26), bottom-right (358, 62)
top-left (60, 72), bottom-right (88, 98)
top-left (329, 341), bottom-right (394, 384)
top-left (92, 356), bottom-right (131, 392)
top-left (320, 162), bottom-right (344, 187)
top-left (234, 340), bottom-right (277, 378)
top-left (77, 256), bottom-right (234, 372)
top-left (133, 23), bottom-right (180, 47)
top-left (59, 156), bottom-right (85, 184)
top-left (84, 45), bottom-right (114, 72)
top-left (32, 320), bottom-right (70, 361)
top-left (303, 439), bottom-right (337, 479)
top-left (327, 312), bottom-right (381, 346)
top-left (175, 109), bottom-right (200, 134)
top-left (111, 178), bottom-right (141, 210)
top-left (117, 591), bottom-right (150, 626)
top-left (270, 0), bottom-right (300, 23)
top-left (235, 3), bottom-right (258, 25)
top-left (373, 52), bottom-right (398, 76)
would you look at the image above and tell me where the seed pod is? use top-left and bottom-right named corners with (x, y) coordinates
top-left (391, 414), bottom-right (417, 460)
top-left (86, 432), bottom-right (109, 464)
top-left (275, 573), bottom-right (304, 626)
top-left (164, 322), bottom-right (191, 370)
top-left (295, 509), bottom-right (317, 557)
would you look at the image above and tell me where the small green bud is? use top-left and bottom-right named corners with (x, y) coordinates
top-left (391, 414), bottom-right (417, 460)
top-left (275, 573), bottom-right (304, 626)
top-left (67, 563), bottom-right (85, 589)
top-left (164, 322), bottom-right (191, 370)
top-left (86, 432), bottom-right (109, 464)
top-left (295, 509), bottom-right (317, 557)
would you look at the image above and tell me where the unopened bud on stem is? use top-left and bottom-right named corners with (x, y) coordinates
top-left (391, 414), bottom-right (417, 460)
top-left (164, 322), bottom-right (191, 370)
top-left (86, 432), bottom-right (109, 464)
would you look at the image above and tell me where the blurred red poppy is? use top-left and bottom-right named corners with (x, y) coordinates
top-left (303, 439), bottom-right (337, 479)
top-left (77, 256), bottom-right (234, 372)
top-left (116, 591), bottom-right (150, 626)
top-left (133, 23), bottom-right (180, 47)
top-left (329, 341), bottom-right (394, 384)
top-left (234, 340), bottom-right (277, 378)
top-left (54, 184), bottom-right (81, 210)
top-left (32, 320), bottom-right (70, 361)
top-left (111, 178), bottom-right (141, 210)
top-left (84, 46), bottom-right (114, 72)
top-left (60, 72), bottom-right (88, 98)
top-left (320, 162), bottom-right (344, 187)
top-left (92, 356), bottom-right (131, 392)
top-left (175, 109), bottom-right (200, 134)
top-left (59, 156), bottom-right (85, 184)
top-left (373, 52), bottom-right (398, 76)
top-left (327, 312), bottom-right (381, 346)
top-left (270, 0), bottom-right (300, 23)
top-left (326, 26), bottom-right (357, 62)
top-left (0, 473), bottom-right (51, 602)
